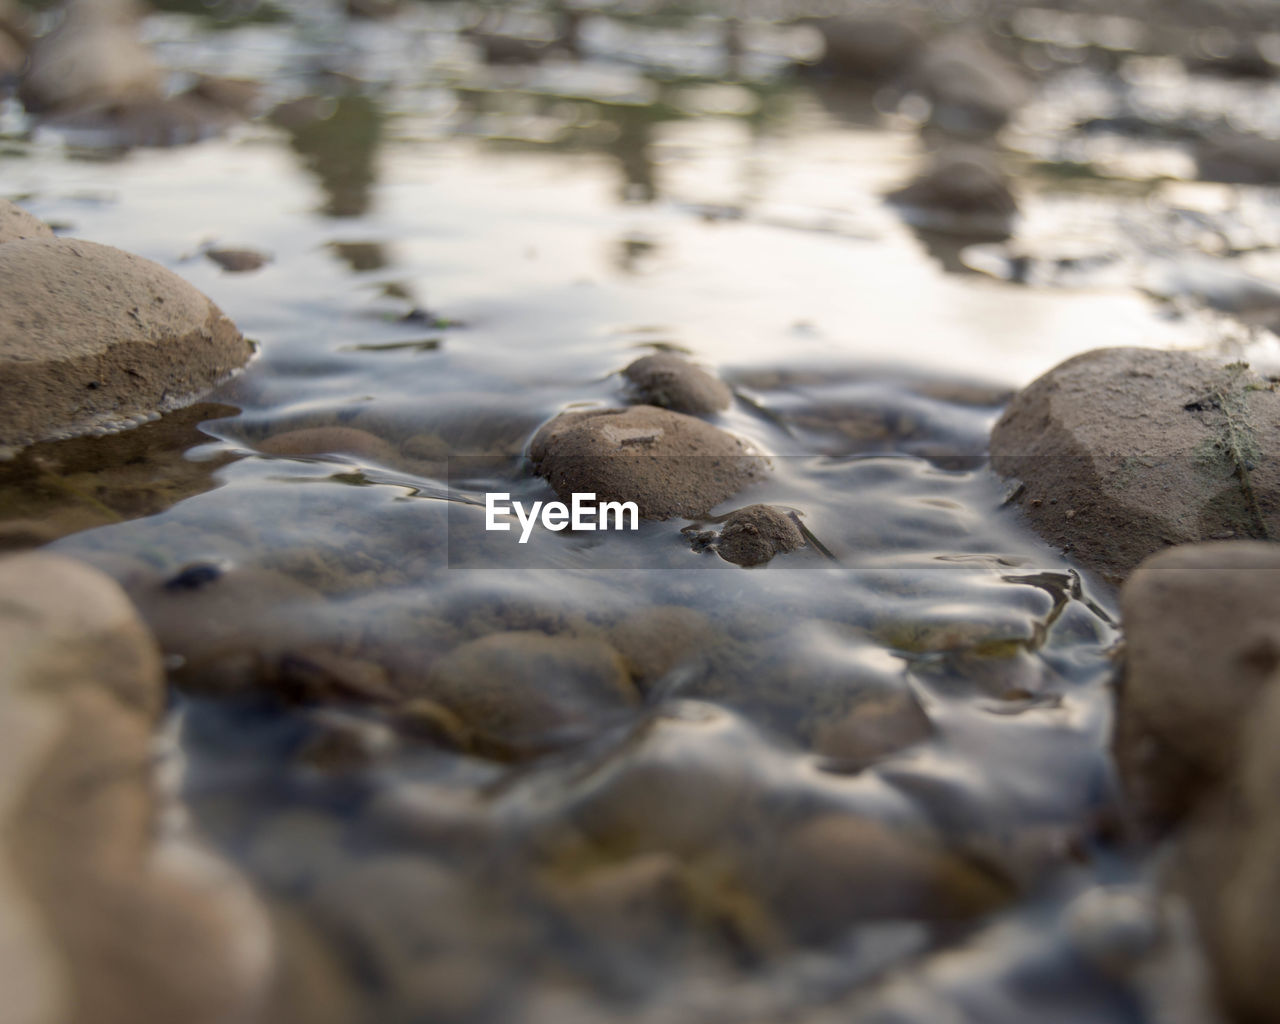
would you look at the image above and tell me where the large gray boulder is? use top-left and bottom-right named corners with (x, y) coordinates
top-left (990, 347), bottom-right (1280, 586)
top-left (0, 238), bottom-right (251, 449)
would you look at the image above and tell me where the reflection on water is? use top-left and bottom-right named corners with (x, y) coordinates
top-left (5, 0), bottom-right (1270, 1020)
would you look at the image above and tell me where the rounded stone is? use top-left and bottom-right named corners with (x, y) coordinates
top-left (814, 15), bottom-right (923, 80)
top-left (622, 353), bottom-right (732, 415)
top-left (530, 405), bottom-right (767, 520)
top-left (1115, 540), bottom-right (1280, 828)
top-left (765, 813), bottom-right (1012, 944)
top-left (991, 348), bottom-right (1280, 587)
top-left (885, 147), bottom-right (1018, 236)
top-left (0, 201), bottom-right (53, 244)
top-left (421, 631), bottom-right (639, 759)
top-left (909, 34), bottom-right (1032, 138)
top-left (716, 504), bottom-right (804, 567)
top-left (18, 0), bottom-right (162, 115)
top-left (0, 238), bottom-right (251, 448)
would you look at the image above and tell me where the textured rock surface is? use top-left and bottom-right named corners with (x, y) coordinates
top-left (0, 238), bottom-right (251, 448)
top-left (991, 348), bottom-right (1280, 586)
top-left (716, 504), bottom-right (804, 567)
top-left (0, 200), bottom-right (53, 243)
top-left (622, 353), bottom-right (732, 415)
top-left (530, 405), bottom-right (767, 520)
top-left (1115, 540), bottom-right (1280, 829)
top-left (0, 552), bottom-right (272, 1024)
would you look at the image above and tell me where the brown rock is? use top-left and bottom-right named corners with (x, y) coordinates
top-left (206, 247), bottom-right (270, 273)
top-left (0, 238), bottom-right (251, 448)
top-left (530, 405), bottom-right (767, 520)
top-left (716, 504), bottom-right (804, 567)
top-left (0, 552), bottom-right (272, 1024)
top-left (126, 563), bottom-right (322, 694)
top-left (1115, 540), bottom-right (1280, 829)
top-left (766, 813), bottom-right (1012, 944)
top-left (422, 631), bottom-right (639, 759)
top-left (0, 200), bottom-right (52, 243)
top-left (607, 606), bottom-right (718, 689)
top-left (814, 15), bottom-right (924, 80)
top-left (909, 33), bottom-right (1032, 138)
top-left (622, 352), bottom-right (732, 415)
top-left (885, 147), bottom-right (1018, 236)
top-left (19, 0), bottom-right (162, 115)
top-left (1211, 679), bottom-right (1280, 1023)
top-left (811, 691), bottom-right (933, 769)
top-left (257, 426), bottom-right (394, 463)
top-left (991, 348), bottom-right (1280, 586)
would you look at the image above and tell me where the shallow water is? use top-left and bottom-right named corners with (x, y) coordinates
top-left (6, 1), bottom-right (1272, 1020)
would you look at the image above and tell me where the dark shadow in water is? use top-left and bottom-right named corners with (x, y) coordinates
top-left (274, 94), bottom-right (384, 218)
top-left (0, 402), bottom-right (241, 550)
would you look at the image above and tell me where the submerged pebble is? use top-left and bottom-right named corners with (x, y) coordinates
top-left (622, 352), bottom-right (732, 415)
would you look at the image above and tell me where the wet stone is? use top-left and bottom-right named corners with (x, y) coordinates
top-left (885, 147), bottom-right (1018, 237)
top-left (1114, 540), bottom-right (1280, 830)
top-left (765, 813), bottom-right (1013, 945)
top-left (0, 238), bottom-right (251, 449)
top-left (206, 247), bottom-right (271, 273)
top-left (530, 405), bottom-right (767, 520)
top-left (813, 15), bottom-right (924, 81)
top-left (715, 504), bottom-right (805, 567)
top-left (623, 352), bottom-right (732, 415)
top-left (991, 348), bottom-right (1280, 587)
top-left (908, 34), bottom-right (1032, 138)
top-left (420, 631), bottom-right (640, 759)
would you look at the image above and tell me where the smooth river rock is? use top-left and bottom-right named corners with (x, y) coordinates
top-left (990, 348), bottom-right (1280, 586)
top-left (0, 552), bottom-right (272, 1024)
top-left (0, 200), bottom-right (53, 243)
top-left (422, 631), bottom-right (640, 759)
top-left (622, 353), bottom-right (732, 415)
top-left (1114, 540), bottom-right (1280, 830)
top-left (0, 238), bottom-right (251, 449)
top-left (530, 405), bottom-right (767, 520)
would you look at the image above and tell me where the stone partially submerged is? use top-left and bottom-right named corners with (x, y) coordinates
top-left (530, 405), bottom-right (767, 520)
top-left (990, 347), bottom-right (1280, 586)
top-left (0, 237), bottom-right (251, 449)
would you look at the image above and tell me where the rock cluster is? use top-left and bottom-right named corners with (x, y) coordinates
top-left (0, 210), bottom-right (251, 450)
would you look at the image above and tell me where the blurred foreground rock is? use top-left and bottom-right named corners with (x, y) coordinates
top-left (991, 348), bottom-right (1280, 587)
top-left (1113, 541), bottom-right (1280, 1024)
top-left (0, 551), bottom-right (272, 1024)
